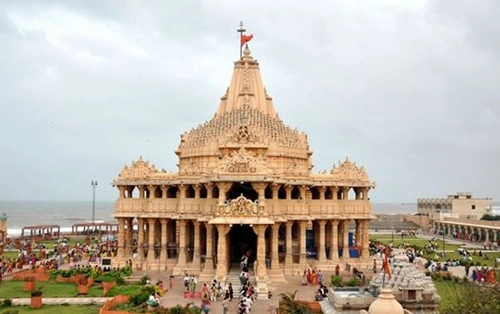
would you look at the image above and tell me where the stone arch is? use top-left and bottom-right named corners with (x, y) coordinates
top-left (167, 186), bottom-right (178, 198)
top-left (126, 186), bottom-right (135, 198)
top-left (310, 187), bottom-right (320, 200)
top-left (154, 187), bottom-right (162, 198)
top-left (212, 185), bottom-right (219, 198)
top-left (337, 188), bottom-right (344, 200)
top-left (226, 182), bottom-right (258, 201)
top-left (487, 229), bottom-right (495, 242)
top-left (199, 186), bottom-right (208, 198)
top-left (325, 188), bottom-right (333, 200)
top-left (291, 186), bottom-right (301, 199)
top-left (264, 185), bottom-right (273, 199)
top-left (278, 185), bottom-right (286, 199)
top-left (347, 188), bottom-right (355, 200)
top-left (167, 220), bottom-right (177, 258)
top-left (186, 185), bottom-right (195, 198)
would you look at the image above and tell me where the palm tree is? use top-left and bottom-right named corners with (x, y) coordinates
top-left (278, 290), bottom-right (311, 314)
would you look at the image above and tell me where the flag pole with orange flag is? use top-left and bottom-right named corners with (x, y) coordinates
top-left (237, 21), bottom-right (254, 58)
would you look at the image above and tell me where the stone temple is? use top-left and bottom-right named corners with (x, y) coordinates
top-left (112, 45), bottom-right (375, 296)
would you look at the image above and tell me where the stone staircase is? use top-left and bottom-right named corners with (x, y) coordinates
top-left (224, 264), bottom-right (256, 299)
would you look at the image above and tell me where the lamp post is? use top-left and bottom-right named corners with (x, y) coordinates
top-left (442, 228), bottom-right (445, 257)
top-left (91, 180), bottom-right (98, 223)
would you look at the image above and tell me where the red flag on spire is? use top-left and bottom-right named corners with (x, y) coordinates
top-left (241, 34), bottom-right (254, 47)
top-left (383, 247), bottom-right (392, 279)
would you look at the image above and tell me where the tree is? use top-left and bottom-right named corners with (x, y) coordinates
top-left (278, 290), bottom-right (311, 314)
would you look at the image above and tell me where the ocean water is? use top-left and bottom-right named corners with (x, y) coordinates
top-left (0, 201), bottom-right (498, 237)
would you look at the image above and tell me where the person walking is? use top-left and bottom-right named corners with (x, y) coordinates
top-left (221, 296), bottom-right (229, 314)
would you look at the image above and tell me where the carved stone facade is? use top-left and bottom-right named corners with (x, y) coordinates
top-left (113, 46), bottom-right (375, 293)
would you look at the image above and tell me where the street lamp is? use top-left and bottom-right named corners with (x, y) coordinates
top-left (441, 228), bottom-right (445, 257)
top-left (91, 180), bottom-right (98, 223)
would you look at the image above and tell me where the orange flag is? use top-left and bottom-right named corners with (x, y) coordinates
top-left (383, 247), bottom-right (392, 279)
top-left (241, 34), bottom-right (254, 46)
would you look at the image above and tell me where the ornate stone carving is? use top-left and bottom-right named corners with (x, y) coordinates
top-left (330, 157), bottom-right (370, 182)
top-left (118, 156), bottom-right (158, 179)
top-left (218, 147), bottom-right (268, 174)
top-left (217, 195), bottom-right (266, 216)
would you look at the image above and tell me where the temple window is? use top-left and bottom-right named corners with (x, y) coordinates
top-left (310, 187), bottom-right (320, 200)
top-left (154, 187), bottom-right (162, 198)
top-left (337, 188), bottom-right (344, 200)
top-left (167, 186), bottom-right (178, 198)
top-left (291, 186), bottom-right (301, 200)
top-left (325, 188), bottom-right (333, 200)
top-left (199, 186), bottom-right (208, 198)
top-left (186, 185), bottom-right (195, 198)
top-left (212, 186), bottom-right (219, 198)
top-left (347, 188), bottom-right (355, 200)
top-left (278, 186), bottom-right (286, 199)
top-left (144, 189), bottom-right (150, 199)
top-left (264, 185), bottom-right (273, 199)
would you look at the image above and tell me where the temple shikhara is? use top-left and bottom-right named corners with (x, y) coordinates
top-left (113, 38), bottom-right (375, 297)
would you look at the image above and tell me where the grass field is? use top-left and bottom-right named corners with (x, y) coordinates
top-left (370, 234), bottom-right (500, 267)
top-left (0, 280), bottom-right (142, 299)
top-left (0, 304), bottom-right (101, 314)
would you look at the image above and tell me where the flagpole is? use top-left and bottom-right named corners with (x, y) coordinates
top-left (237, 21), bottom-right (246, 59)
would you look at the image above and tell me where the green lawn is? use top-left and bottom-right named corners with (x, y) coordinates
top-left (0, 304), bottom-right (101, 314)
top-left (370, 234), bottom-right (500, 267)
top-left (0, 280), bottom-right (142, 299)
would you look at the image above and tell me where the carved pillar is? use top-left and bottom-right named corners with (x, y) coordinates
top-left (215, 224), bottom-right (228, 277)
top-left (118, 186), bottom-right (126, 199)
top-left (362, 188), bottom-right (369, 200)
top-left (179, 185), bottom-right (187, 199)
top-left (192, 221), bottom-right (201, 270)
top-left (138, 186), bottom-right (145, 199)
top-left (285, 221), bottom-right (293, 265)
top-left (361, 220), bottom-right (370, 258)
top-left (217, 183), bottom-right (230, 204)
top-left (254, 183), bottom-right (266, 203)
top-left (117, 218), bottom-right (126, 259)
top-left (256, 225), bottom-right (268, 277)
top-left (206, 184), bottom-right (214, 199)
top-left (331, 187), bottom-right (339, 200)
top-left (285, 185), bottom-right (293, 200)
top-left (299, 186), bottom-right (308, 200)
top-left (342, 187), bottom-right (349, 200)
top-left (125, 218), bottom-right (134, 256)
top-left (330, 220), bottom-right (339, 260)
top-left (271, 223), bottom-right (280, 269)
top-left (319, 187), bottom-right (326, 200)
top-left (299, 221), bottom-right (307, 265)
top-left (148, 185), bottom-right (157, 199)
top-left (342, 220), bottom-right (350, 258)
top-left (271, 184), bottom-right (280, 200)
top-left (147, 219), bottom-right (156, 263)
top-left (177, 220), bottom-right (187, 266)
top-left (355, 220), bottom-right (361, 247)
top-left (137, 218), bottom-right (144, 260)
top-left (160, 218), bottom-right (168, 263)
top-left (204, 223), bottom-right (214, 270)
top-left (193, 185), bottom-right (200, 199)
top-left (161, 185), bottom-right (168, 198)
top-left (318, 220), bottom-right (327, 261)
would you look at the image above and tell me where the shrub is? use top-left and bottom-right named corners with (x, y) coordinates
top-left (140, 275), bottom-right (151, 285)
top-left (345, 277), bottom-right (361, 287)
top-left (1, 299), bottom-right (12, 307)
top-left (129, 286), bottom-right (156, 306)
top-left (330, 275), bottom-right (343, 287)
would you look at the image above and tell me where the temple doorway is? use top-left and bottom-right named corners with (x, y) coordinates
top-left (229, 224), bottom-right (257, 266)
top-left (226, 182), bottom-right (258, 201)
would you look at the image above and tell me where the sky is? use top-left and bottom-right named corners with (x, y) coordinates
top-left (1, 0), bottom-right (499, 203)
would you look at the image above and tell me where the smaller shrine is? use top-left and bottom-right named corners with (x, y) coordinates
top-left (369, 255), bottom-right (440, 312)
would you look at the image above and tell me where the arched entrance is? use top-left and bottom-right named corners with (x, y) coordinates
top-left (226, 182), bottom-right (258, 201)
top-left (229, 224), bottom-right (257, 266)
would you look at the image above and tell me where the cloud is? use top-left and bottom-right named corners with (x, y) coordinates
top-left (0, 0), bottom-right (499, 203)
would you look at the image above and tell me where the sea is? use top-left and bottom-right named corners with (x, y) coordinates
top-left (0, 201), bottom-right (499, 237)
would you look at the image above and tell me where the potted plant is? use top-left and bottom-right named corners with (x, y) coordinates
top-left (30, 288), bottom-right (43, 308)
top-left (77, 277), bottom-right (90, 294)
top-left (24, 276), bottom-right (36, 292)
